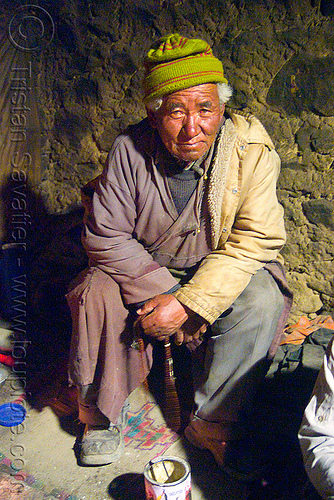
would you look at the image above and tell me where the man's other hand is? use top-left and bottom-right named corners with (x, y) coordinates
top-left (136, 294), bottom-right (208, 343)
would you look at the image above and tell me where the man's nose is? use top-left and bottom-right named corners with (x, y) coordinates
top-left (181, 113), bottom-right (200, 138)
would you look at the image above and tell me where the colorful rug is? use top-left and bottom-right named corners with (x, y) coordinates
top-left (0, 399), bottom-right (179, 499)
top-left (123, 401), bottom-right (179, 457)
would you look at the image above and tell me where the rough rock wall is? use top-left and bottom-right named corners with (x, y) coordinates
top-left (1, 0), bottom-right (334, 323)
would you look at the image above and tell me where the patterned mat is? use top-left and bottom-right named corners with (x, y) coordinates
top-left (124, 401), bottom-right (179, 456)
top-left (0, 399), bottom-right (179, 499)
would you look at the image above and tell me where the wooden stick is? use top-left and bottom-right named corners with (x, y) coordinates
top-left (163, 339), bottom-right (182, 432)
top-left (133, 318), bottom-right (182, 432)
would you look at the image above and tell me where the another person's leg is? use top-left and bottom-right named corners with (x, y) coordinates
top-left (185, 268), bottom-right (284, 469)
top-left (67, 267), bottom-right (152, 465)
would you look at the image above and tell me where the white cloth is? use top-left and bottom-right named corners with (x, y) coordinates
top-left (299, 336), bottom-right (334, 499)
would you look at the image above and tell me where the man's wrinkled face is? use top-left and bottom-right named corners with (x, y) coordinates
top-left (147, 83), bottom-right (225, 163)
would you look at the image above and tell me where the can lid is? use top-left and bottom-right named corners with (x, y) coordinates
top-left (0, 403), bottom-right (26, 427)
top-left (144, 456), bottom-right (190, 486)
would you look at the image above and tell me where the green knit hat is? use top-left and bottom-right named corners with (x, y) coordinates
top-left (143, 33), bottom-right (228, 103)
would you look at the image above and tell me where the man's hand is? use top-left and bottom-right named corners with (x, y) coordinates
top-left (136, 294), bottom-right (188, 341)
top-left (176, 312), bottom-right (208, 345)
top-left (136, 294), bottom-right (208, 343)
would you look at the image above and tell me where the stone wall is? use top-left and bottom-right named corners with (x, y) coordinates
top-left (1, 0), bottom-right (334, 323)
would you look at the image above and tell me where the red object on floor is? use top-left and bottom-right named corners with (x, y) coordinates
top-left (0, 353), bottom-right (14, 367)
top-left (281, 314), bottom-right (334, 345)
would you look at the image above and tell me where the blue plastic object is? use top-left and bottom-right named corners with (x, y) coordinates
top-left (0, 402), bottom-right (26, 427)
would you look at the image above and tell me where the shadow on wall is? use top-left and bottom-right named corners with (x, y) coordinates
top-left (0, 174), bottom-right (88, 379)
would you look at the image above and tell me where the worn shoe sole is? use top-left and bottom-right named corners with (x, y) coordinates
top-left (79, 400), bottom-right (130, 466)
top-left (80, 436), bottom-right (124, 466)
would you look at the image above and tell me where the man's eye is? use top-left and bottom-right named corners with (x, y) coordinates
top-left (170, 110), bottom-right (184, 117)
top-left (200, 108), bottom-right (211, 115)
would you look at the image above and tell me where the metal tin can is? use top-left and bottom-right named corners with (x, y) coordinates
top-left (144, 456), bottom-right (191, 500)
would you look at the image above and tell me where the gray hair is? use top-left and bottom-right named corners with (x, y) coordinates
top-left (145, 82), bottom-right (233, 112)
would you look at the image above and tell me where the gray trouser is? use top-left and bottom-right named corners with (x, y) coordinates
top-left (70, 266), bottom-right (284, 433)
top-left (192, 267), bottom-right (284, 438)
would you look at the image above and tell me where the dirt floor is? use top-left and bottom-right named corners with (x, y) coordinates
top-left (0, 322), bottom-right (324, 500)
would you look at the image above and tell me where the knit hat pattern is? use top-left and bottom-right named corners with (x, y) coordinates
top-left (143, 33), bottom-right (228, 102)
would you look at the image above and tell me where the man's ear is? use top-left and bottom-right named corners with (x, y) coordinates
top-left (219, 103), bottom-right (225, 121)
top-left (146, 107), bottom-right (158, 129)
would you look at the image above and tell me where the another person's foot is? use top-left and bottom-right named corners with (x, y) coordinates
top-left (80, 423), bottom-right (124, 466)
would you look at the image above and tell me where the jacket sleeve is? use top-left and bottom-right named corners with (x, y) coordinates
top-left (173, 143), bottom-right (286, 323)
top-left (82, 138), bottom-right (178, 305)
top-left (298, 337), bottom-right (334, 500)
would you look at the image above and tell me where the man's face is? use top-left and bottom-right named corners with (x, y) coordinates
top-left (147, 84), bottom-right (225, 163)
